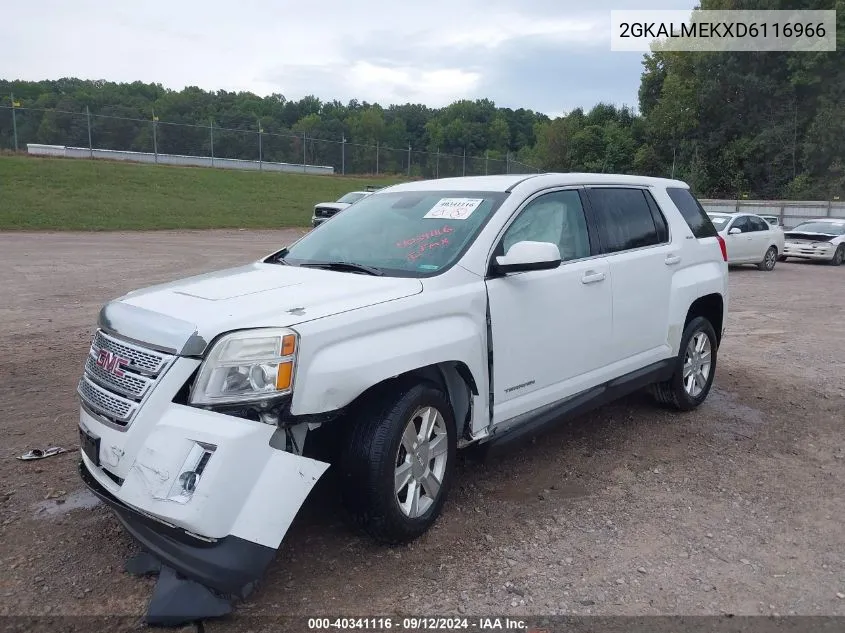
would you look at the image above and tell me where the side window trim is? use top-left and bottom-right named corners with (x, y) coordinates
top-left (485, 186), bottom-right (600, 274)
top-left (643, 189), bottom-right (671, 244)
top-left (576, 187), bottom-right (605, 255)
top-left (583, 185), bottom-right (666, 256)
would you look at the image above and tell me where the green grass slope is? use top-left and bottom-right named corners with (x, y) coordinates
top-left (0, 155), bottom-right (405, 230)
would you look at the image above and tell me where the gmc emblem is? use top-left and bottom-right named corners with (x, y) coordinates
top-left (96, 349), bottom-right (130, 377)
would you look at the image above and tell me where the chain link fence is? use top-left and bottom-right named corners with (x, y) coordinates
top-left (0, 105), bottom-right (541, 177)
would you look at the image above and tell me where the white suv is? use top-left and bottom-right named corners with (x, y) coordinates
top-left (311, 188), bottom-right (377, 227)
top-left (77, 173), bottom-right (728, 612)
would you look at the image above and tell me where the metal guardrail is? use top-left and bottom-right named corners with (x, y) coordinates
top-left (26, 143), bottom-right (335, 175)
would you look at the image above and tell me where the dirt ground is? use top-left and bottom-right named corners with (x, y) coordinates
top-left (1, 230), bottom-right (844, 629)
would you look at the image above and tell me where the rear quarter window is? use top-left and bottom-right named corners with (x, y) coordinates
top-left (666, 187), bottom-right (718, 238)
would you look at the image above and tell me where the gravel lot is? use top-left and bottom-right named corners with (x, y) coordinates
top-left (1, 230), bottom-right (844, 629)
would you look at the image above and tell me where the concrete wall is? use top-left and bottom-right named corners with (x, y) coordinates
top-left (700, 198), bottom-right (845, 229)
top-left (27, 144), bottom-right (334, 175)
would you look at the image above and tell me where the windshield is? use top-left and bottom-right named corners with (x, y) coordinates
top-left (337, 192), bottom-right (367, 204)
top-left (281, 190), bottom-right (509, 276)
top-left (788, 222), bottom-right (845, 236)
top-left (707, 214), bottom-right (731, 229)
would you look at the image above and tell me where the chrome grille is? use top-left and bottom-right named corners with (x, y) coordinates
top-left (92, 329), bottom-right (168, 374)
top-left (78, 329), bottom-right (175, 428)
top-left (85, 354), bottom-right (151, 399)
top-left (78, 377), bottom-right (136, 423)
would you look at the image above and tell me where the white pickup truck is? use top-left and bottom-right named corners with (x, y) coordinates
top-left (77, 173), bottom-right (728, 612)
top-left (311, 186), bottom-right (381, 227)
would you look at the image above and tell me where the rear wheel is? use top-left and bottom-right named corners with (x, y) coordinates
top-left (650, 316), bottom-right (718, 411)
top-left (830, 245), bottom-right (844, 267)
top-left (758, 246), bottom-right (777, 271)
top-left (339, 379), bottom-right (457, 544)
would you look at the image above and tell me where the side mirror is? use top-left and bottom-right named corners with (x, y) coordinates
top-left (491, 241), bottom-right (561, 275)
top-left (728, 227), bottom-right (742, 235)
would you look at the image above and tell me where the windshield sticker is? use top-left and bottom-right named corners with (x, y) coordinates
top-left (396, 225), bottom-right (453, 249)
top-left (423, 198), bottom-right (484, 220)
top-left (407, 237), bottom-right (450, 262)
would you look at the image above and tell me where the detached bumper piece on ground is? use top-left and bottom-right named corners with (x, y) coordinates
top-left (80, 461), bottom-right (271, 626)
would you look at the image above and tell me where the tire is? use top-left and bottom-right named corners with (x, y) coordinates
top-left (757, 246), bottom-right (777, 271)
top-left (339, 378), bottom-right (457, 544)
top-left (830, 245), bottom-right (844, 267)
top-left (650, 316), bottom-right (718, 412)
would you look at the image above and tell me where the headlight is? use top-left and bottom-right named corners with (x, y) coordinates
top-left (189, 328), bottom-right (298, 406)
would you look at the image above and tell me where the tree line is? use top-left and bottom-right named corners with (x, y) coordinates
top-left (1, 0), bottom-right (842, 199)
top-left (0, 79), bottom-right (544, 176)
top-left (527, 0), bottom-right (844, 200)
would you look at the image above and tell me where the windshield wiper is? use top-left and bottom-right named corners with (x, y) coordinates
top-left (270, 248), bottom-right (291, 265)
top-left (299, 261), bottom-right (384, 276)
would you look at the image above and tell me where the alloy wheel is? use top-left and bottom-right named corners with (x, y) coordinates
top-left (765, 248), bottom-right (776, 270)
top-left (394, 406), bottom-right (448, 518)
top-left (683, 332), bottom-right (712, 398)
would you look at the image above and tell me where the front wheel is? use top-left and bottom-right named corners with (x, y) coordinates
top-left (830, 245), bottom-right (844, 267)
top-left (339, 379), bottom-right (457, 544)
top-left (650, 316), bottom-right (718, 411)
top-left (758, 246), bottom-right (778, 271)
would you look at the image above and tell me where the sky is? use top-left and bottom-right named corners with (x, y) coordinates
top-left (2, 0), bottom-right (697, 117)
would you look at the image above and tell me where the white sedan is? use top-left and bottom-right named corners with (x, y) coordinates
top-left (706, 212), bottom-right (786, 271)
top-left (782, 218), bottom-right (845, 266)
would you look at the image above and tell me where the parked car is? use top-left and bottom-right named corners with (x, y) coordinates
top-left (706, 211), bottom-right (785, 270)
top-left (77, 174), bottom-right (728, 618)
top-left (311, 186), bottom-right (381, 227)
top-left (782, 218), bottom-right (845, 266)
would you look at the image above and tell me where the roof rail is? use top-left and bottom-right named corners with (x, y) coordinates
top-left (365, 185), bottom-right (383, 192)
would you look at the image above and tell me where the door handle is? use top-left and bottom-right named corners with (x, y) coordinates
top-left (581, 270), bottom-right (606, 284)
top-left (665, 254), bottom-right (681, 265)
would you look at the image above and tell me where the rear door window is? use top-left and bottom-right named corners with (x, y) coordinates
top-left (666, 187), bottom-right (718, 238)
top-left (748, 216), bottom-right (769, 232)
top-left (585, 187), bottom-right (663, 254)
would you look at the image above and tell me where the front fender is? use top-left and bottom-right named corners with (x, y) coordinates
top-left (290, 315), bottom-right (487, 417)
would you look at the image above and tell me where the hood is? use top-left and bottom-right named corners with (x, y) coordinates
top-left (784, 231), bottom-right (837, 242)
top-left (98, 263), bottom-right (422, 355)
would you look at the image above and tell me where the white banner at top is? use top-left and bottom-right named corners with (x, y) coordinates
top-left (610, 9), bottom-right (837, 52)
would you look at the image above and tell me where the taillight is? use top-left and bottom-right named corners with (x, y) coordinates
top-left (716, 235), bottom-right (728, 261)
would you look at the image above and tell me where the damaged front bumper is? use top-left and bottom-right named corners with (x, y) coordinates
top-left (783, 243), bottom-right (835, 260)
top-left (78, 390), bottom-right (330, 598)
top-left (80, 458), bottom-right (275, 598)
